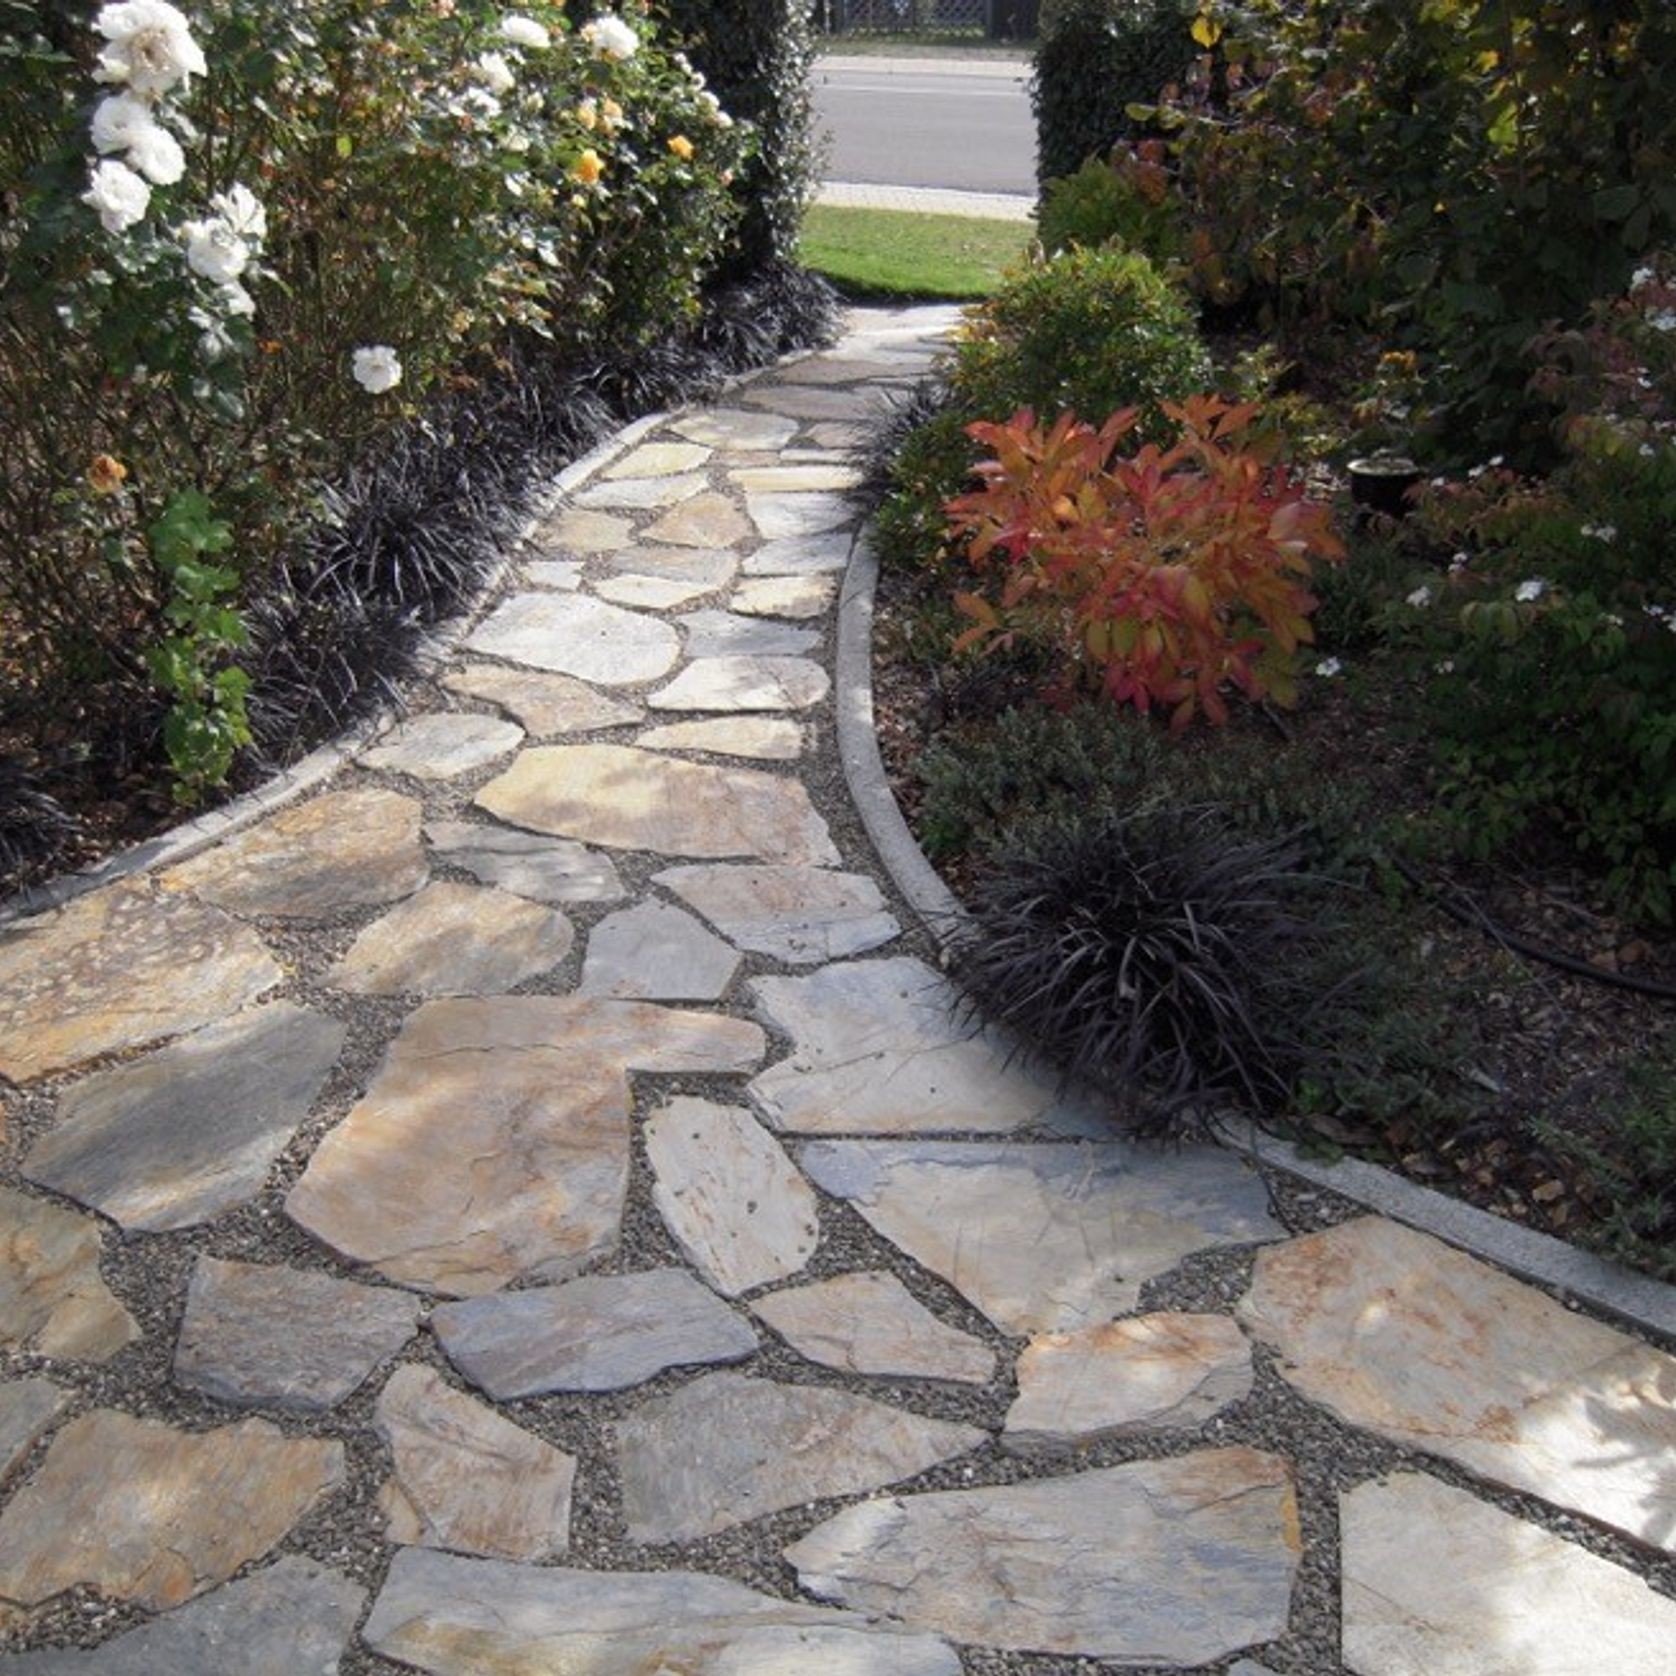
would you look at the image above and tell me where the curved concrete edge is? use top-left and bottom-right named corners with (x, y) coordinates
top-left (0, 345), bottom-right (819, 930)
top-left (835, 530), bottom-right (1676, 1344)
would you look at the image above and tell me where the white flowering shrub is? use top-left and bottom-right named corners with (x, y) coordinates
top-left (0, 0), bottom-right (750, 799)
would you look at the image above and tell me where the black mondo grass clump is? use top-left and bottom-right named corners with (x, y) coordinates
top-left (951, 805), bottom-right (1361, 1140)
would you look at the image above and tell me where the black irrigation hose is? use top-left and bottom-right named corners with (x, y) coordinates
top-left (1392, 855), bottom-right (1676, 1003)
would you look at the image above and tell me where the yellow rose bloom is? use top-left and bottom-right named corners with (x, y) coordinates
top-left (87, 454), bottom-right (127, 495)
top-left (667, 134), bottom-right (693, 161)
top-left (571, 148), bottom-right (604, 185)
top-left (576, 98), bottom-right (597, 131)
top-left (601, 97), bottom-right (624, 131)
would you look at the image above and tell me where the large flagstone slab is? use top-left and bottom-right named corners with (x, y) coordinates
top-left (443, 665), bottom-right (641, 734)
top-left (602, 441), bottom-right (712, 478)
top-left (0, 1187), bottom-right (137, 1361)
top-left (742, 385), bottom-right (879, 422)
top-left (361, 1549), bottom-right (961, 1675)
top-left (163, 788), bottom-right (426, 919)
top-left (361, 712), bottom-right (523, 779)
top-left (657, 863), bottom-right (898, 963)
top-left (24, 1003), bottom-right (344, 1232)
top-left (730, 573), bottom-right (837, 619)
top-left (746, 491), bottom-right (855, 542)
top-left (635, 716), bottom-right (803, 761)
top-left (375, 1365), bottom-right (575, 1562)
top-left (645, 1098), bottom-right (819, 1296)
top-left (0, 1411), bottom-right (342, 1611)
top-left (751, 1272), bottom-right (994, 1386)
top-left (1003, 1313), bottom-right (1253, 1451)
top-left (643, 491), bottom-right (753, 549)
top-left (476, 744), bottom-right (839, 865)
top-left (740, 532), bottom-right (853, 576)
top-left (801, 1139), bottom-right (1280, 1333)
top-left (0, 1555), bottom-right (364, 1675)
top-left (287, 997), bottom-right (762, 1295)
top-left (0, 1382), bottom-right (66, 1489)
top-left (173, 1256), bottom-right (419, 1412)
top-left (573, 471), bottom-right (708, 511)
top-left (327, 880), bottom-right (573, 996)
top-left (533, 506), bottom-right (631, 555)
top-left (593, 572), bottom-right (716, 611)
top-left (648, 656), bottom-right (830, 713)
top-left (601, 545), bottom-right (737, 588)
top-left (425, 820), bottom-right (624, 904)
top-left (747, 957), bottom-right (1088, 1135)
top-left (677, 608), bottom-right (818, 658)
top-left (616, 1371), bottom-right (983, 1542)
top-left (672, 407), bottom-right (800, 450)
top-left (465, 593), bottom-right (679, 685)
top-left (731, 463), bottom-right (864, 493)
top-left (433, 1268), bottom-right (758, 1398)
top-left (1341, 1474), bottom-right (1676, 1676)
top-left (525, 558), bottom-right (582, 590)
top-left (578, 901), bottom-right (739, 1000)
top-left (1239, 1216), bottom-right (1676, 1553)
top-left (0, 883), bottom-right (280, 1082)
top-left (786, 1448), bottom-right (1299, 1664)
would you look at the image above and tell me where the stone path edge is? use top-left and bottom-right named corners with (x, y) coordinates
top-left (836, 527), bottom-right (1676, 1345)
top-left (0, 348), bottom-right (819, 930)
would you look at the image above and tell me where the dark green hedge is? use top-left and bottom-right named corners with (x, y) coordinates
top-left (657, 0), bottom-right (818, 273)
top-left (1032, 0), bottom-right (1194, 187)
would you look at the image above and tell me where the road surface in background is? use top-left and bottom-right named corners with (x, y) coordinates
top-left (813, 56), bottom-right (1036, 198)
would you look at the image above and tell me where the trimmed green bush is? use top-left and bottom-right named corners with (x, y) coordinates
top-left (1032, 0), bottom-right (1194, 188)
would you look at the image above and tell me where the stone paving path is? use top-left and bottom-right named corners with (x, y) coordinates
top-left (0, 307), bottom-right (1672, 1674)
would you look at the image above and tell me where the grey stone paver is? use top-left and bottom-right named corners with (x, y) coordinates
top-left (4, 305), bottom-right (1673, 1674)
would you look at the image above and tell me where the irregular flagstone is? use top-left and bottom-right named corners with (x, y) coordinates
top-left (173, 1256), bottom-right (419, 1412)
top-left (443, 664), bottom-right (641, 735)
top-left (807, 421), bottom-right (869, 450)
top-left (426, 820), bottom-right (624, 904)
top-left (601, 545), bottom-right (737, 588)
top-left (433, 1268), bottom-right (758, 1399)
top-left (740, 532), bottom-right (853, 575)
top-left (616, 1371), bottom-right (983, 1542)
top-left (747, 956), bottom-right (1091, 1134)
top-left (1003, 1313), bottom-right (1254, 1451)
top-left (635, 716), bottom-right (803, 761)
top-left (643, 490), bottom-right (753, 549)
top-left (593, 572), bottom-right (716, 610)
top-left (677, 608), bottom-right (819, 659)
top-left (327, 880), bottom-right (573, 997)
top-left (375, 1365), bottom-right (575, 1562)
top-left (649, 655), bottom-right (830, 714)
top-left (361, 1548), bottom-right (962, 1675)
top-left (0, 1382), bottom-right (67, 1489)
top-left (1341, 1474), bottom-right (1676, 1676)
top-left (0, 883), bottom-right (280, 1083)
top-left (533, 506), bottom-right (631, 554)
top-left (578, 901), bottom-right (739, 1001)
top-left (645, 1098), bottom-right (819, 1296)
top-left (656, 863), bottom-right (898, 963)
top-left (751, 1272), bottom-right (994, 1386)
top-left (731, 573), bottom-right (838, 619)
top-left (465, 592), bottom-right (679, 685)
top-left (672, 407), bottom-right (801, 450)
top-left (573, 471), bottom-right (708, 511)
top-left (0, 1555), bottom-right (365, 1676)
top-left (786, 1447), bottom-right (1300, 1664)
top-left (742, 385), bottom-right (879, 422)
top-left (801, 1139), bottom-right (1281, 1334)
top-left (731, 463), bottom-right (865, 493)
top-left (361, 712), bottom-right (523, 779)
top-left (23, 1003), bottom-right (345, 1233)
top-left (524, 557), bottom-right (582, 590)
top-left (287, 997), bottom-right (763, 1295)
top-left (775, 356), bottom-right (914, 386)
top-left (1239, 1216), bottom-right (1676, 1553)
top-left (0, 1187), bottom-right (137, 1361)
top-left (0, 1411), bottom-right (343, 1611)
top-left (602, 441), bottom-right (712, 478)
top-left (476, 744), bottom-right (839, 865)
top-left (746, 491), bottom-right (855, 541)
top-left (163, 787), bottom-right (426, 919)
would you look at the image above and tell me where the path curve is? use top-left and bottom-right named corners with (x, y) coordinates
top-left (0, 307), bottom-right (1672, 1674)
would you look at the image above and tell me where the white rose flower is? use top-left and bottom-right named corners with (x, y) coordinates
top-left (581, 14), bottom-right (638, 60)
top-left (474, 51), bottom-right (516, 94)
top-left (1514, 578), bottom-right (1548, 603)
top-left (1650, 309), bottom-right (1676, 333)
top-left (82, 157), bottom-right (151, 233)
top-left (91, 90), bottom-right (156, 153)
top-left (1631, 266), bottom-right (1655, 289)
top-left (93, 0), bottom-right (207, 98)
top-left (124, 118), bottom-right (185, 184)
top-left (211, 182), bottom-right (267, 243)
top-left (352, 345), bottom-right (403, 394)
top-left (1406, 585), bottom-right (1433, 608)
top-left (180, 216), bottom-right (250, 283)
top-left (499, 13), bottom-right (550, 49)
top-left (221, 280), bottom-right (255, 317)
top-left (1314, 657), bottom-right (1343, 677)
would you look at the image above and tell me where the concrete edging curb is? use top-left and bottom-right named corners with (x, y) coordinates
top-left (835, 528), bottom-right (1676, 1344)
